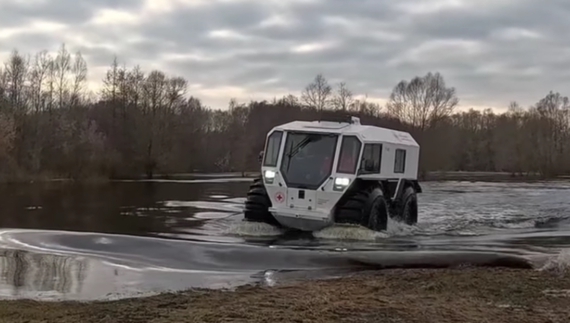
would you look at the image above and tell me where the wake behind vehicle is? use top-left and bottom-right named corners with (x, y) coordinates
top-left (243, 116), bottom-right (421, 232)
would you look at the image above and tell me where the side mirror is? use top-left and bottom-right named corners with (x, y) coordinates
top-left (258, 151), bottom-right (264, 163)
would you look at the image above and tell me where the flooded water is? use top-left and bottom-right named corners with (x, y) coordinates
top-left (0, 177), bottom-right (569, 301)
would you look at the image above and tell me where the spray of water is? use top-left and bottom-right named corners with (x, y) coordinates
top-left (539, 249), bottom-right (570, 275)
top-left (225, 214), bottom-right (419, 240)
top-left (313, 216), bottom-right (418, 241)
top-left (225, 221), bottom-right (284, 237)
top-left (313, 224), bottom-right (384, 241)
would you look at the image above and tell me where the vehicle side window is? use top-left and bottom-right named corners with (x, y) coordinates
top-left (394, 149), bottom-right (406, 173)
top-left (263, 131), bottom-right (283, 166)
top-left (337, 136), bottom-right (361, 174)
top-left (361, 144), bottom-right (382, 173)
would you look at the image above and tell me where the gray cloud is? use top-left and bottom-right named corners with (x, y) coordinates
top-left (0, 0), bottom-right (141, 27)
top-left (1, 0), bottom-right (569, 110)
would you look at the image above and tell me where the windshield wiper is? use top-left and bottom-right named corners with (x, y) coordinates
top-left (287, 135), bottom-right (318, 158)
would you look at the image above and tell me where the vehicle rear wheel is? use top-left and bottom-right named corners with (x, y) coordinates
top-left (390, 186), bottom-right (418, 225)
top-left (334, 185), bottom-right (389, 232)
top-left (243, 176), bottom-right (280, 226)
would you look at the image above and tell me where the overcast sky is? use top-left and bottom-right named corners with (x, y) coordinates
top-left (0, 0), bottom-right (568, 111)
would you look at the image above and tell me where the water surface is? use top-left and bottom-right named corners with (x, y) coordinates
top-left (0, 178), bottom-right (569, 300)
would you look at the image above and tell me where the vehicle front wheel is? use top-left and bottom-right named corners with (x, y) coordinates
top-left (367, 192), bottom-right (390, 231)
top-left (243, 176), bottom-right (280, 226)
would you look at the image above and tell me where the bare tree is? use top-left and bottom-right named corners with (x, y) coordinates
top-left (54, 43), bottom-right (72, 108)
top-left (301, 74), bottom-right (332, 110)
top-left (3, 50), bottom-right (29, 110)
top-left (0, 66), bottom-right (6, 100)
top-left (165, 76), bottom-right (187, 112)
top-left (29, 50), bottom-right (51, 112)
top-left (532, 91), bottom-right (570, 176)
top-left (70, 51), bottom-right (88, 107)
top-left (386, 72), bottom-right (458, 131)
top-left (45, 55), bottom-right (56, 113)
top-left (0, 112), bottom-right (15, 158)
top-left (101, 57), bottom-right (122, 103)
top-left (3, 44), bottom-right (570, 182)
top-left (331, 82), bottom-right (354, 110)
top-left (124, 65), bottom-right (144, 107)
top-left (23, 51), bottom-right (52, 172)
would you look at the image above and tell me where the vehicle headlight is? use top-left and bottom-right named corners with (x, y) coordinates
top-left (334, 177), bottom-right (350, 186)
top-left (264, 170), bottom-right (276, 179)
top-left (333, 177), bottom-right (350, 191)
top-left (264, 170), bottom-right (276, 183)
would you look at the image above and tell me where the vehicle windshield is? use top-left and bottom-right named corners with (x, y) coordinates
top-left (280, 132), bottom-right (338, 189)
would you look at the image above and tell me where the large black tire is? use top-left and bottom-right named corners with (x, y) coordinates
top-left (390, 186), bottom-right (418, 225)
top-left (334, 184), bottom-right (389, 232)
top-left (243, 176), bottom-right (280, 226)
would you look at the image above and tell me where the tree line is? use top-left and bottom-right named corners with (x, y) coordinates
top-left (0, 43), bottom-right (569, 181)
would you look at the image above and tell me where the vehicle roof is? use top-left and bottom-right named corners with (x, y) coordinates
top-left (273, 120), bottom-right (418, 147)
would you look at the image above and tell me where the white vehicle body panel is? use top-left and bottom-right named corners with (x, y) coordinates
top-left (259, 117), bottom-right (420, 231)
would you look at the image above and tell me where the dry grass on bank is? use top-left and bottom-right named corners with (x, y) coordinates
top-left (1, 267), bottom-right (569, 323)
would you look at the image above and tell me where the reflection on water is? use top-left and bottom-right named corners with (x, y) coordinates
top-left (0, 181), bottom-right (246, 238)
top-left (0, 249), bottom-right (87, 298)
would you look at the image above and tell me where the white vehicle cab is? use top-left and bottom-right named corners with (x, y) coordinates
top-left (243, 116), bottom-right (421, 232)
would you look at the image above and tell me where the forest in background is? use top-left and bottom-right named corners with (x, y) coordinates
top-left (1, 43), bottom-right (570, 181)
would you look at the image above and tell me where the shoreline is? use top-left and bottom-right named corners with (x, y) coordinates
top-left (1, 171), bottom-right (569, 185)
top-left (1, 267), bottom-right (568, 322)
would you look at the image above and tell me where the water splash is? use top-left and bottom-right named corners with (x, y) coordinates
top-left (385, 216), bottom-right (418, 236)
top-left (313, 217), bottom-right (418, 241)
top-left (225, 221), bottom-right (284, 237)
top-left (313, 224), bottom-right (384, 241)
top-left (539, 249), bottom-right (570, 274)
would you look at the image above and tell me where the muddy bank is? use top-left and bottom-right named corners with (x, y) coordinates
top-left (1, 268), bottom-right (569, 323)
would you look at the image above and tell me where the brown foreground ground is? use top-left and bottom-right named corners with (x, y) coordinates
top-left (1, 268), bottom-right (569, 323)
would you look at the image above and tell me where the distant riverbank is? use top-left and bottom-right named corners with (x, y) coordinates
top-left (129, 171), bottom-right (570, 183)
top-left (421, 171), bottom-right (570, 182)
top-left (1, 170), bottom-right (568, 184)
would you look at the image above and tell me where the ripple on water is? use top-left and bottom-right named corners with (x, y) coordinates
top-left (162, 200), bottom-right (243, 213)
top-left (191, 212), bottom-right (233, 220)
top-left (209, 195), bottom-right (228, 199)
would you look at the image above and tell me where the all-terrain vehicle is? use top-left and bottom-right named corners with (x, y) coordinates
top-left (243, 116), bottom-right (421, 232)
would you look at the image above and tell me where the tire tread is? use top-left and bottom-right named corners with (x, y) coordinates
top-left (243, 176), bottom-right (279, 226)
